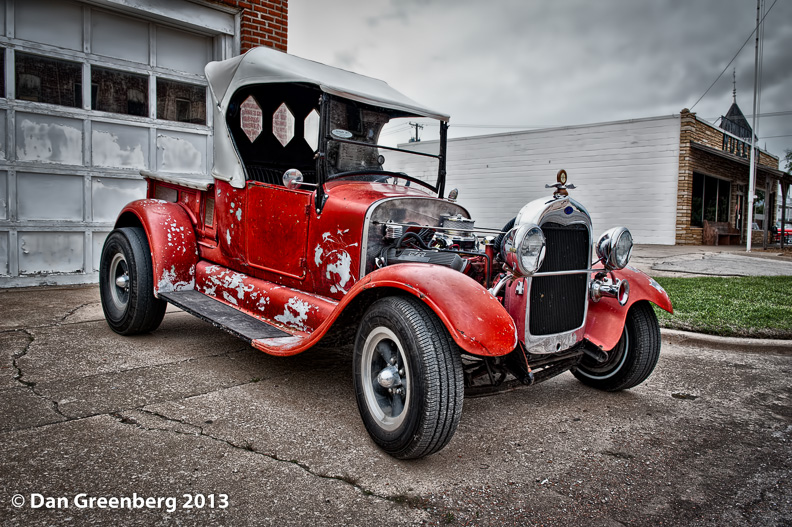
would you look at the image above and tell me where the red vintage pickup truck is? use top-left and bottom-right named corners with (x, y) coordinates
top-left (99, 46), bottom-right (672, 459)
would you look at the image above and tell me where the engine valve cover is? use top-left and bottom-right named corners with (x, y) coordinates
top-left (386, 248), bottom-right (467, 272)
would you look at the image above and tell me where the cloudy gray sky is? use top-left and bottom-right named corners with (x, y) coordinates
top-left (288, 0), bottom-right (792, 163)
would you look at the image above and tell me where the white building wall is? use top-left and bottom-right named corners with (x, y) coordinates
top-left (395, 116), bottom-right (682, 245)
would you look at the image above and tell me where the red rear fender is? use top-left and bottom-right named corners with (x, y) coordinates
top-left (116, 199), bottom-right (199, 296)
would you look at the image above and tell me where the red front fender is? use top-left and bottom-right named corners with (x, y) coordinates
top-left (115, 199), bottom-right (199, 296)
top-left (356, 264), bottom-right (518, 357)
top-left (584, 266), bottom-right (673, 350)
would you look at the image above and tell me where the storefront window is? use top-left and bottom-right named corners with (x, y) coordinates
top-left (91, 66), bottom-right (149, 117)
top-left (754, 190), bottom-right (766, 229)
top-left (15, 52), bottom-right (82, 107)
top-left (691, 173), bottom-right (731, 227)
top-left (156, 79), bottom-right (206, 125)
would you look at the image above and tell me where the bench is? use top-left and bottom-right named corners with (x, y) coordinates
top-left (702, 220), bottom-right (741, 246)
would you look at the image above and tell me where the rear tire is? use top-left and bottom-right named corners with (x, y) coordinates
top-left (572, 301), bottom-right (660, 391)
top-left (99, 227), bottom-right (166, 335)
top-left (353, 296), bottom-right (464, 459)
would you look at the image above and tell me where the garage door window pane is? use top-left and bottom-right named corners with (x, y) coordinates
top-left (156, 26), bottom-right (209, 75)
top-left (0, 49), bottom-right (4, 98)
top-left (157, 79), bottom-right (206, 125)
top-left (91, 10), bottom-right (149, 64)
top-left (92, 67), bottom-right (148, 117)
top-left (15, 52), bottom-right (82, 108)
top-left (16, 0), bottom-right (82, 51)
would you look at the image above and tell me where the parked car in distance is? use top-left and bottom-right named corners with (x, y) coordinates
top-left (772, 221), bottom-right (792, 243)
top-left (100, 47), bottom-right (673, 459)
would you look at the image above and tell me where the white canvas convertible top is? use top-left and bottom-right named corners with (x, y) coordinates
top-left (205, 47), bottom-right (449, 121)
top-left (205, 47), bottom-right (449, 188)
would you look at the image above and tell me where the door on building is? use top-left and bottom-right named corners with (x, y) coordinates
top-left (735, 192), bottom-right (744, 242)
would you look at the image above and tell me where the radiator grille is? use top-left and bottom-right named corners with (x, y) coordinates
top-left (529, 222), bottom-right (590, 336)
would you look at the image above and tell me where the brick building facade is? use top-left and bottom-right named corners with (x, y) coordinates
top-left (216, 0), bottom-right (288, 52)
top-left (675, 108), bottom-right (787, 245)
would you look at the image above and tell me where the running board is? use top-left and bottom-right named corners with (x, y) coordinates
top-left (159, 290), bottom-right (291, 344)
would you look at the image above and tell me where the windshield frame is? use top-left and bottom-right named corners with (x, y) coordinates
top-left (315, 94), bottom-right (448, 211)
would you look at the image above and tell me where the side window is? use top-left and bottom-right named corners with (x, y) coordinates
top-left (228, 84), bottom-right (322, 186)
top-left (15, 52), bottom-right (82, 107)
top-left (272, 102), bottom-right (295, 146)
top-left (157, 79), bottom-right (206, 125)
top-left (240, 95), bottom-right (262, 142)
top-left (304, 109), bottom-right (320, 152)
top-left (92, 66), bottom-right (148, 117)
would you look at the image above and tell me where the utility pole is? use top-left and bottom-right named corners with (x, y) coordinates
top-left (746, 0), bottom-right (761, 252)
top-left (408, 122), bottom-right (423, 142)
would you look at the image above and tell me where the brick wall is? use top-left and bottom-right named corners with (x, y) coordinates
top-left (676, 109), bottom-right (780, 245)
top-left (676, 110), bottom-right (696, 244)
top-left (216, 0), bottom-right (288, 52)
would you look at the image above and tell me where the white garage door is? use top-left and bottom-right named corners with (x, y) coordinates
top-left (0, 0), bottom-right (237, 286)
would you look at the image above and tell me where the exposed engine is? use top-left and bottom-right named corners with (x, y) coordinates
top-left (375, 213), bottom-right (494, 287)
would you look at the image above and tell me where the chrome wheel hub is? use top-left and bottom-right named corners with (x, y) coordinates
top-left (377, 365), bottom-right (401, 389)
top-left (361, 327), bottom-right (410, 431)
top-left (109, 252), bottom-right (130, 311)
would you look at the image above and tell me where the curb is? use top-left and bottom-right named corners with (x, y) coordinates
top-left (661, 328), bottom-right (792, 355)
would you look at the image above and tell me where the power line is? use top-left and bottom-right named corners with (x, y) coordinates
top-left (689, 0), bottom-right (779, 110)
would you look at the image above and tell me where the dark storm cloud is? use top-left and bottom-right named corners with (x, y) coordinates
top-left (290, 0), bottom-right (792, 156)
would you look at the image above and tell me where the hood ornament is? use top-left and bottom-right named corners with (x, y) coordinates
top-left (545, 169), bottom-right (576, 197)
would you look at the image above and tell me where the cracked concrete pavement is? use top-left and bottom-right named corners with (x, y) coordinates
top-left (1, 284), bottom-right (791, 526)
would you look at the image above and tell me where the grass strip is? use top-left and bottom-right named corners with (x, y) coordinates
top-left (653, 276), bottom-right (792, 339)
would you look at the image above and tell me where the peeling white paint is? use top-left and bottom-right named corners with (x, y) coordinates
top-left (257, 296), bottom-right (270, 312)
top-left (649, 276), bottom-right (666, 295)
top-left (314, 245), bottom-right (323, 266)
top-left (226, 229), bottom-right (231, 245)
top-left (256, 336), bottom-right (304, 350)
top-left (225, 272), bottom-right (254, 299)
top-left (316, 229), bottom-right (358, 295)
top-left (274, 297), bottom-right (314, 331)
top-left (222, 291), bottom-right (238, 305)
top-left (236, 207), bottom-right (242, 221)
top-left (157, 265), bottom-right (194, 293)
top-left (325, 250), bottom-right (352, 294)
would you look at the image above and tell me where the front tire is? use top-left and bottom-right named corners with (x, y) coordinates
top-left (99, 227), bottom-right (166, 335)
top-left (572, 301), bottom-right (661, 391)
top-left (353, 296), bottom-right (464, 459)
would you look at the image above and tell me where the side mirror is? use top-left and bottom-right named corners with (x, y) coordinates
top-left (283, 169), bottom-right (303, 189)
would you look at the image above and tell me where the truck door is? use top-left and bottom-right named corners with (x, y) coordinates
top-left (246, 182), bottom-right (311, 279)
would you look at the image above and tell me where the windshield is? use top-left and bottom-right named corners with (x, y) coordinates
top-left (324, 98), bottom-right (443, 192)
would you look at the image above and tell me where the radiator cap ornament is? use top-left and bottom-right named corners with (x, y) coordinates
top-left (545, 169), bottom-right (576, 197)
top-left (557, 169), bottom-right (567, 185)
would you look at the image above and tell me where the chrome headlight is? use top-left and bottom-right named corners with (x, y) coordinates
top-left (596, 227), bottom-right (633, 271)
top-left (502, 224), bottom-right (546, 276)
